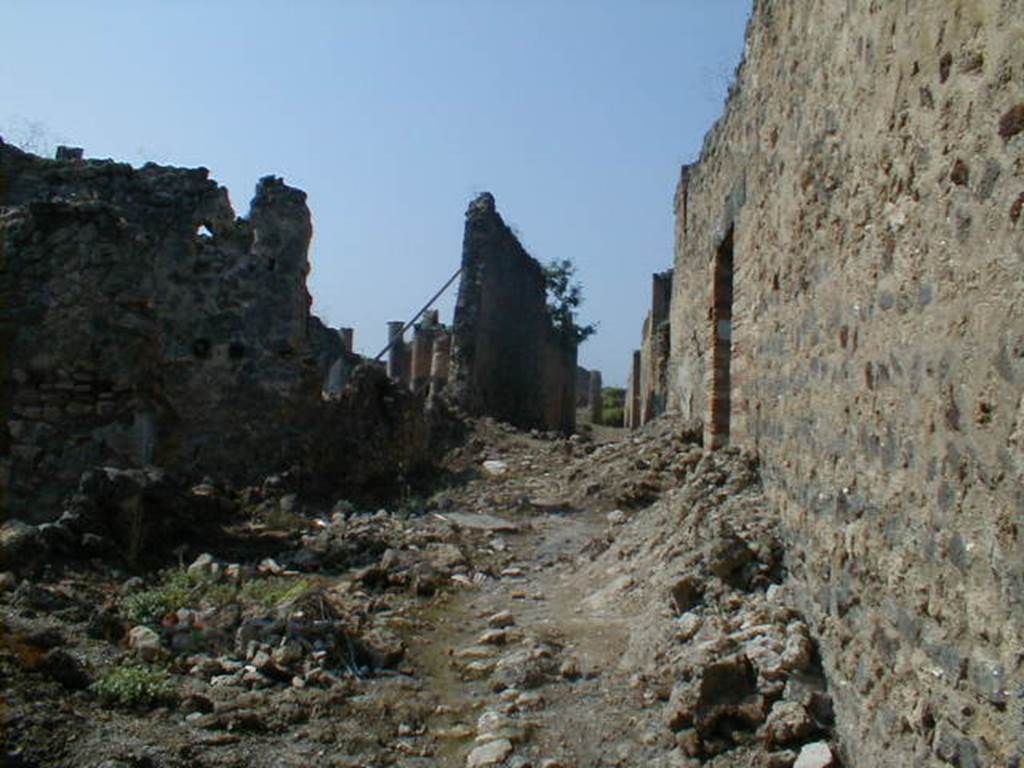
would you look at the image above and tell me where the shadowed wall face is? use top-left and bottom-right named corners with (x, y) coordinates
top-left (667, 2), bottom-right (1024, 765)
top-left (450, 193), bottom-right (575, 432)
top-left (0, 143), bottom-right (386, 519)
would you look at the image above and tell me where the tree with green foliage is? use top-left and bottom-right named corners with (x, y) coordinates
top-left (542, 259), bottom-right (597, 345)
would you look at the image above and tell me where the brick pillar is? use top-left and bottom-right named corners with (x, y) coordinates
top-left (429, 331), bottom-right (451, 400)
top-left (411, 323), bottom-right (437, 394)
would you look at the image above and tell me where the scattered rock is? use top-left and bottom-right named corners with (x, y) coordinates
top-left (187, 552), bottom-right (220, 578)
top-left (558, 658), bottom-right (580, 680)
top-left (763, 701), bottom-right (816, 747)
top-left (670, 576), bottom-right (704, 614)
top-left (0, 520), bottom-right (44, 572)
top-left (478, 629), bottom-right (508, 646)
top-left (606, 509), bottom-right (627, 525)
top-left (487, 610), bottom-right (515, 628)
top-left (793, 741), bottom-right (835, 768)
top-left (127, 625), bottom-right (163, 661)
top-left (466, 738), bottom-right (513, 767)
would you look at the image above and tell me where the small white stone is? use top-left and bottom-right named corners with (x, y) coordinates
top-left (482, 460), bottom-right (509, 477)
top-left (187, 552), bottom-right (217, 577)
top-left (794, 741), bottom-right (835, 768)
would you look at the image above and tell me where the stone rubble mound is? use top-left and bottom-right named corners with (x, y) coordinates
top-left (577, 446), bottom-right (840, 768)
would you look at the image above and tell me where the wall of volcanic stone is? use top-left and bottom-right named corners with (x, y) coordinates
top-left (670, 0), bottom-right (1023, 765)
top-left (0, 142), bottom-right (337, 520)
top-left (450, 193), bottom-right (576, 433)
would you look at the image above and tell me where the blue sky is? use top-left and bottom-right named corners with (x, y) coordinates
top-left (2, 1), bottom-right (750, 385)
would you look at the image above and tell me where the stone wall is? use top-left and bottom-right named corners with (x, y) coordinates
top-left (666, 1), bottom-right (1023, 765)
top-left (0, 141), bottom-right (410, 520)
top-left (624, 270), bottom-right (673, 431)
top-left (450, 193), bottom-right (576, 433)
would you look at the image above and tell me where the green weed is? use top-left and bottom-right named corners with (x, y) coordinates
top-left (91, 664), bottom-right (176, 709)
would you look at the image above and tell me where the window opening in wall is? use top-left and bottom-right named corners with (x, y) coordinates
top-left (709, 226), bottom-right (734, 449)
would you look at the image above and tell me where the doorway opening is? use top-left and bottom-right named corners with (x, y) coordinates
top-left (709, 227), bottom-right (734, 449)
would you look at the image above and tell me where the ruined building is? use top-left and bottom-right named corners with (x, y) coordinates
top-left (624, 269), bottom-right (673, 429)
top-left (0, 141), bottom-right (427, 520)
top-left (630, 1), bottom-right (1023, 765)
top-left (449, 193), bottom-right (577, 433)
top-left (375, 194), bottom-right (592, 432)
top-left (383, 310), bottom-right (451, 400)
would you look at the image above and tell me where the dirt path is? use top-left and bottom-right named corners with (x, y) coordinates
top-left (403, 507), bottom-right (671, 768)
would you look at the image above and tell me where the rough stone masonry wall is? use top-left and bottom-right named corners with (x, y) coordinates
top-left (669, 1), bottom-right (1023, 766)
top-left (636, 270), bottom-right (673, 428)
top-left (0, 141), bottom-right (351, 520)
top-left (450, 193), bottom-right (576, 433)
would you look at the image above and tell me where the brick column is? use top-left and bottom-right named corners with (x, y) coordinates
top-left (429, 331), bottom-right (452, 401)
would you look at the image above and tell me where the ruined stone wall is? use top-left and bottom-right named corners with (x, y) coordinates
top-left (450, 193), bottom-right (576, 433)
top-left (670, 1), bottom-right (1023, 765)
top-left (540, 326), bottom-right (577, 434)
top-left (0, 142), bottom-right (359, 519)
top-left (626, 270), bottom-right (674, 430)
top-left (624, 349), bottom-right (641, 429)
top-left (640, 270), bottom-right (673, 426)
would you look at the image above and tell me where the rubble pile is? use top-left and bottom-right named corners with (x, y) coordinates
top-left (576, 448), bottom-right (840, 768)
top-left (0, 413), bottom-right (846, 767)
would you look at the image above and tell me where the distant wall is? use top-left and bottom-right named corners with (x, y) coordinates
top-left (450, 193), bottom-right (576, 433)
top-left (667, 1), bottom-right (1023, 765)
top-left (624, 270), bottom-right (673, 430)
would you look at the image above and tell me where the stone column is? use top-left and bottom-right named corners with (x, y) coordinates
top-left (429, 331), bottom-right (451, 400)
top-left (339, 327), bottom-right (354, 353)
top-left (411, 323), bottom-right (437, 394)
top-left (589, 370), bottom-right (603, 425)
top-left (386, 321), bottom-right (406, 383)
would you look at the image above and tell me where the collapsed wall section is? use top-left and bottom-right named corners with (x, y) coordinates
top-left (450, 193), bottom-right (576, 433)
top-left (0, 141), bottom-right (400, 520)
top-left (670, 1), bottom-right (1023, 765)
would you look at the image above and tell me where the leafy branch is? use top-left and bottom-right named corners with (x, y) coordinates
top-left (542, 259), bottom-right (597, 345)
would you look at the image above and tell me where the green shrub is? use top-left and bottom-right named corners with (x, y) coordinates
top-left (602, 406), bottom-right (625, 427)
top-left (121, 568), bottom-right (313, 625)
top-left (91, 664), bottom-right (176, 709)
top-left (120, 569), bottom-right (234, 624)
